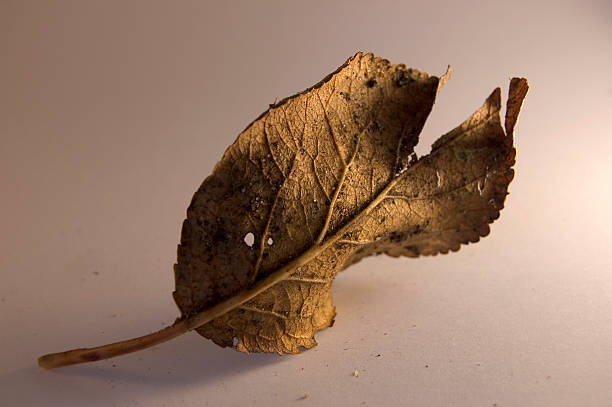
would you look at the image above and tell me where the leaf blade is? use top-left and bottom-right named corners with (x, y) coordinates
top-left (173, 53), bottom-right (528, 353)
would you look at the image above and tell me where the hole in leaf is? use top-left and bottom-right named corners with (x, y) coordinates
top-left (243, 232), bottom-right (255, 247)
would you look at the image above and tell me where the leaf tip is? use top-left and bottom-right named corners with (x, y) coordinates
top-left (488, 87), bottom-right (503, 111)
top-left (505, 78), bottom-right (529, 136)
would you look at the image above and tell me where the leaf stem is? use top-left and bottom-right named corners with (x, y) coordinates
top-left (38, 320), bottom-right (189, 369)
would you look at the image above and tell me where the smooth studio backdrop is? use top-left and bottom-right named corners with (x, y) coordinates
top-left (1, 1), bottom-right (611, 406)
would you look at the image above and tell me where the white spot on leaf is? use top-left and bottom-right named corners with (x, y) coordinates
top-left (395, 165), bottom-right (408, 177)
top-left (244, 232), bottom-right (255, 247)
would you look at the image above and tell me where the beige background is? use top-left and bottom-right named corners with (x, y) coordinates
top-left (2, 1), bottom-right (612, 406)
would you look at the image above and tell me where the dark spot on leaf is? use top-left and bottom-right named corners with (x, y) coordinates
top-left (368, 121), bottom-right (381, 133)
top-left (404, 245), bottom-right (420, 256)
top-left (389, 231), bottom-right (405, 243)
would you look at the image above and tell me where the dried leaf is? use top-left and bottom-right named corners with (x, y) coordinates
top-left (38, 52), bottom-right (527, 368)
top-left (173, 52), bottom-right (527, 353)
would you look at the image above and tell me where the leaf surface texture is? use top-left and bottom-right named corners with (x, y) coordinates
top-left (173, 52), bottom-right (528, 353)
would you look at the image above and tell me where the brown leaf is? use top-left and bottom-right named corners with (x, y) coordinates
top-left (37, 52), bottom-right (527, 368)
top-left (173, 52), bottom-right (528, 354)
